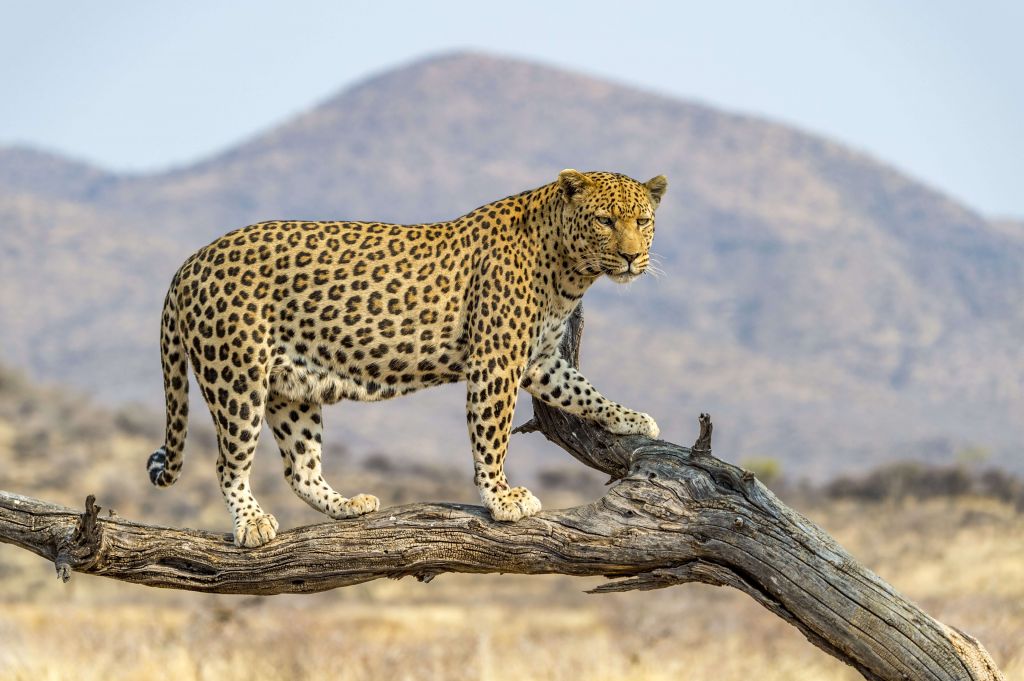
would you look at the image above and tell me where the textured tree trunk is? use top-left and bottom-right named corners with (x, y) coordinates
top-left (0, 306), bottom-right (1004, 680)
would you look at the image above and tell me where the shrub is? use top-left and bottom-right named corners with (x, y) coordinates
top-left (825, 461), bottom-right (1023, 508)
top-left (739, 457), bottom-right (782, 486)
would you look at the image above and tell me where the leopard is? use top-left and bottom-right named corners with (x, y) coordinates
top-left (147, 169), bottom-right (668, 547)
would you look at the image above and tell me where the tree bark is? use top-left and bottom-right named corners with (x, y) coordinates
top-left (0, 306), bottom-right (1004, 680)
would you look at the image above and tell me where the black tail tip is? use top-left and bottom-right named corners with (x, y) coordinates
top-left (147, 447), bottom-right (168, 486)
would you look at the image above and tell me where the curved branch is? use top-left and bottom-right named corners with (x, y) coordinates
top-left (0, 304), bottom-right (1004, 681)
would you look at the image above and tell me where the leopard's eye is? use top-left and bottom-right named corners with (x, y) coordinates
top-left (596, 216), bottom-right (615, 228)
top-left (637, 217), bottom-right (651, 226)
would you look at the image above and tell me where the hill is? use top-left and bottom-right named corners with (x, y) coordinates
top-left (0, 51), bottom-right (1021, 476)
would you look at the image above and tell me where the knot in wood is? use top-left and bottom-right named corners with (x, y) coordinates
top-left (54, 494), bottom-right (106, 582)
top-left (691, 413), bottom-right (713, 455)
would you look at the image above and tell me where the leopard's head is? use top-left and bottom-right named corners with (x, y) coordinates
top-left (557, 169), bottom-right (668, 283)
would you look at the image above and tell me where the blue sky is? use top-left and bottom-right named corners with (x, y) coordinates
top-left (2, 0), bottom-right (1021, 216)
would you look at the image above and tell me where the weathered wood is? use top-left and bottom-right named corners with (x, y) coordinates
top-left (0, 305), bottom-right (1004, 680)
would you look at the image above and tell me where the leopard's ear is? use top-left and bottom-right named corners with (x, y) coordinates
top-left (558, 169), bottom-right (593, 203)
top-left (645, 175), bottom-right (668, 207)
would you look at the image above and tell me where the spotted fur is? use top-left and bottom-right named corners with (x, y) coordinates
top-left (149, 170), bottom-right (667, 547)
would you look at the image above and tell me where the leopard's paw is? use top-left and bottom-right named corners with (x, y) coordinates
top-left (486, 486), bottom-right (543, 522)
top-left (330, 493), bottom-right (380, 519)
top-left (606, 410), bottom-right (660, 439)
top-left (233, 512), bottom-right (279, 548)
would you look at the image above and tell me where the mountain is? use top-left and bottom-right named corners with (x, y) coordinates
top-left (0, 147), bottom-right (116, 201)
top-left (1, 51), bottom-right (1021, 477)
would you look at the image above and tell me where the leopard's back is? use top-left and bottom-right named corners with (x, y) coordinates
top-left (172, 216), bottom-right (511, 405)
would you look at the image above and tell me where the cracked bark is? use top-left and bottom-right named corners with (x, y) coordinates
top-left (0, 305), bottom-right (1004, 680)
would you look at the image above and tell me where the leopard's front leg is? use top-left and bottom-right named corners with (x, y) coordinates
top-left (466, 364), bottom-right (542, 522)
top-left (522, 355), bottom-right (660, 438)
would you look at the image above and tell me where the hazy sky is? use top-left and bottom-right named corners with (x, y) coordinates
top-left (2, 1), bottom-right (1021, 216)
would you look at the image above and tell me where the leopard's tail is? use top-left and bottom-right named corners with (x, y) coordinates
top-left (148, 276), bottom-right (189, 487)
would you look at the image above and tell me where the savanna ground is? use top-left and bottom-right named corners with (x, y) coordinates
top-left (1, 366), bottom-right (1022, 680)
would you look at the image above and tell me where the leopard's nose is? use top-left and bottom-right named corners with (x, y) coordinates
top-left (619, 252), bottom-right (639, 265)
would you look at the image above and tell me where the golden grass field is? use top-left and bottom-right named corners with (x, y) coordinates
top-left (1, 495), bottom-right (1021, 681)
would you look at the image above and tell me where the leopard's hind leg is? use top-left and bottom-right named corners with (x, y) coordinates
top-left (203, 375), bottom-right (279, 548)
top-left (266, 393), bottom-right (379, 519)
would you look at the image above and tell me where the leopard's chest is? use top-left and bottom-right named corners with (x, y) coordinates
top-left (528, 311), bottom-right (573, 364)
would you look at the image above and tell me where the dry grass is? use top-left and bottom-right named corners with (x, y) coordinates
top-left (1, 496), bottom-right (1021, 681)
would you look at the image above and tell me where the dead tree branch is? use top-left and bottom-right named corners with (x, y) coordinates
top-left (0, 305), bottom-right (1004, 680)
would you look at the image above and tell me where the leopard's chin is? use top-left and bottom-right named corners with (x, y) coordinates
top-left (607, 271), bottom-right (641, 284)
